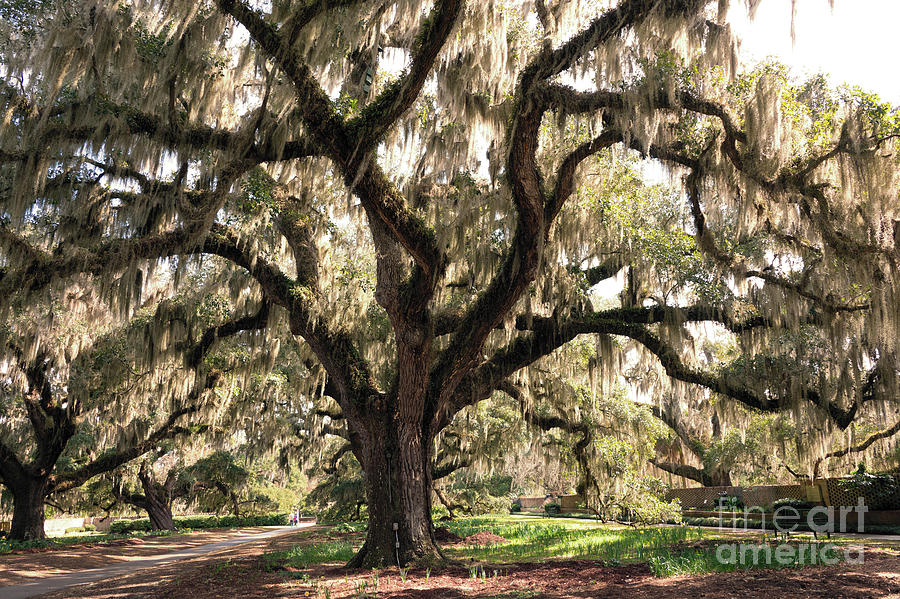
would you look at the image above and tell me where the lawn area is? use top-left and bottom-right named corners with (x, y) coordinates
top-left (264, 515), bottom-right (878, 579)
top-left (441, 516), bottom-right (706, 565)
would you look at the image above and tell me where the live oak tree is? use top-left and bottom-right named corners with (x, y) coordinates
top-left (184, 450), bottom-right (252, 516)
top-left (807, 414), bottom-right (900, 479)
top-left (106, 449), bottom-right (253, 528)
top-left (111, 459), bottom-right (191, 531)
top-left (0, 288), bottom-right (269, 540)
top-left (1, 0), bottom-right (899, 564)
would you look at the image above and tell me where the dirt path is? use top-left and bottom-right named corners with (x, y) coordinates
top-left (0, 524), bottom-right (312, 599)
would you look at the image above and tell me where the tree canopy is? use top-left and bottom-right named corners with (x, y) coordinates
top-left (0, 0), bottom-right (898, 563)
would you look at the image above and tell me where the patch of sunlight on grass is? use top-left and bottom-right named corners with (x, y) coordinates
top-left (442, 516), bottom-right (705, 564)
top-left (262, 540), bottom-right (354, 570)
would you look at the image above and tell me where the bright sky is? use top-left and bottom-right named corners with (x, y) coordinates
top-left (733, 0), bottom-right (900, 105)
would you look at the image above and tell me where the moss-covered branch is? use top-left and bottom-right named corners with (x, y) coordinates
top-left (351, 0), bottom-right (463, 147)
top-left (813, 415), bottom-right (900, 478)
top-left (216, 0), bottom-right (446, 282)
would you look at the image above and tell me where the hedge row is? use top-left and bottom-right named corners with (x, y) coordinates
top-left (110, 513), bottom-right (288, 533)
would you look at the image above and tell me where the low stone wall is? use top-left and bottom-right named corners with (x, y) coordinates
top-left (518, 497), bottom-right (546, 510)
top-left (516, 494), bottom-right (586, 513)
top-left (669, 477), bottom-right (900, 511)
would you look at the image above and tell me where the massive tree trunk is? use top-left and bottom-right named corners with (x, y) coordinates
top-left (9, 475), bottom-right (48, 541)
top-left (347, 410), bottom-right (441, 568)
top-left (137, 462), bottom-right (177, 531)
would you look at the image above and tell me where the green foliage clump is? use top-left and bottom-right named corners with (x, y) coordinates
top-left (331, 521), bottom-right (367, 533)
top-left (715, 495), bottom-right (744, 511)
top-left (0, 529), bottom-right (178, 554)
top-left (63, 524), bottom-right (97, 534)
top-left (769, 498), bottom-right (812, 511)
top-left (109, 513), bottom-right (289, 533)
top-left (543, 501), bottom-right (561, 516)
top-left (837, 472), bottom-right (900, 510)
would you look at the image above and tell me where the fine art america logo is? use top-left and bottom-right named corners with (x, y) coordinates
top-left (713, 497), bottom-right (867, 566)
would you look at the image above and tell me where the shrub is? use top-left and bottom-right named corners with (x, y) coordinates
top-left (715, 495), bottom-right (744, 511)
top-left (332, 521), bottom-right (367, 533)
top-left (110, 518), bottom-right (152, 533)
top-left (543, 502), bottom-right (561, 515)
top-left (837, 473), bottom-right (900, 510)
top-left (769, 498), bottom-right (812, 511)
top-left (109, 513), bottom-right (289, 533)
top-left (628, 495), bottom-right (682, 525)
top-left (509, 500), bottom-right (522, 513)
top-left (431, 504), bottom-right (451, 521)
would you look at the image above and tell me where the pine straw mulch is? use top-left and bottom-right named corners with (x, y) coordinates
top-left (432, 527), bottom-right (509, 546)
top-left (461, 530), bottom-right (508, 545)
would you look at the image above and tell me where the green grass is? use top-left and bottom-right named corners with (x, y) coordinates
top-left (442, 515), bottom-right (851, 577)
top-left (680, 516), bottom-right (900, 536)
top-left (442, 516), bottom-right (705, 564)
top-left (264, 540), bottom-right (355, 570)
top-left (0, 529), bottom-right (182, 554)
top-left (648, 541), bottom-right (846, 576)
top-left (258, 515), bottom-right (865, 579)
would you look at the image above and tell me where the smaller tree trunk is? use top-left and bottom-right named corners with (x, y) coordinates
top-left (9, 476), bottom-right (48, 541)
top-left (137, 462), bottom-right (176, 531)
top-left (214, 482), bottom-right (240, 517)
top-left (143, 493), bottom-right (176, 531)
top-left (707, 467), bottom-right (733, 487)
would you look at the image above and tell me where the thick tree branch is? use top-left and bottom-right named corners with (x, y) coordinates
top-left (323, 442), bottom-right (353, 475)
top-left (547, 129), bottom-right (621, 224)
top-left (645, 403), bottom-right (706, 458)
top-left (648, 458), bottom-right (709, 485)
top-left (49, 402), bottom-right (204, 494)
top-left (3, 91), bottom-right (320, 164)
top-left (431, 457), bottom-right (471, 482)
top-left (185, 303), bottom-right (270, 369)
top-left (203, 225), bottom-right (379, 416)
top-left (352, 0), bottom-right (463, 147)
top-left (528, 0), bottom-right (705, 81)
top-left (430, 1), bottom-right (709, 425)
top-left (0, 439), bottom-right (27, 487)
top-left (217, 0), bottom-right (446, 282)
top-left (813, 417), bottom-right (900, 478)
